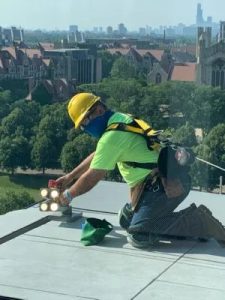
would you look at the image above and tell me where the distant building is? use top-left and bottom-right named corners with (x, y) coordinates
top-left (139, 28), bottom-right (146, 36)
top-left (196, 22), bottom-right (225, 89)
top-left (11, 26), bottom-right (24, 42)
top-left (107, 26), bottom-right (113, 35)
top-left (118, 23), bottom-right (127, 36)
top-left (1, 26), bottom-right (24, 46)
top-left (69, 25), bottom-right (78, 32)
top-left (106, 26), bottom-right (113, 35)
top-left (43, 48), bottom-right (101, 84)
top-left (196, 3), bottom-right (204, 25)
top-left (67, 25), bottom-right (85, 43)
top-left (107, 47), bottom-right (172, 84)
top-left (0, 27), bottom-right (2, 45)
top-left (0, 44), bottom-right (102, 101)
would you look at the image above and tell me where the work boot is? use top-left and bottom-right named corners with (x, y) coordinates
top-left (118, 203), bottom-right (133, 230)
top-left (197, 205), bottom-right (225, 242)
top-left (127, 232), bottom-right (159, 248)
top-left (163, 203), bottom-right (225, 242)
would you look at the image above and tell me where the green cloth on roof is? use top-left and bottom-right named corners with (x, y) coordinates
top-left (90, 112), bottom-right (159, 187)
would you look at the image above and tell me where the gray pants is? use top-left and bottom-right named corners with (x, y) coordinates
top-left (124, 180), bottom-right (225, 243)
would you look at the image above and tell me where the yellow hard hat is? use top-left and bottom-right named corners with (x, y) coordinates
top-left (68, 93), bottom-right (100, 128)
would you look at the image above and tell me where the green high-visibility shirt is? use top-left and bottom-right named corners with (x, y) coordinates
top-left (90, 112), bottom-right (159, 187)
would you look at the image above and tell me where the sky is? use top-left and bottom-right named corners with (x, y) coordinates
top-left (1, 0), bottom-right (225, 31)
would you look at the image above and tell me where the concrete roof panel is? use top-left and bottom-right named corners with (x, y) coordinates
top-left (0, 181), bottom-right (225, 299)
top-left (135, 280), bottom-right (225, 300)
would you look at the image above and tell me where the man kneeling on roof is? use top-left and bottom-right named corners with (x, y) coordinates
top-left (56, 92), bottom-right (225, 248)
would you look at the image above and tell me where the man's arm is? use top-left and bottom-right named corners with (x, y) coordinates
top-left (69, 152), bottom-right (95, 180)
top-left (56, 152), bottom-right (95, 189)
top-left (60, 168), bottom-right (107, 205)
top-left (70, 168), bottom-right (107, 197)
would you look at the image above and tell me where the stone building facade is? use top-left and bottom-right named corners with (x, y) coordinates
top-left (196, 22), bottom-right (225, 89)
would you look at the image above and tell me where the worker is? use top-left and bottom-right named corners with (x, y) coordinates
top-left (56, 92), bottom-right (225, 248)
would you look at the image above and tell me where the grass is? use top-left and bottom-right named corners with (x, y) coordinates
top-left (0, 172), bottom-right (59, 201)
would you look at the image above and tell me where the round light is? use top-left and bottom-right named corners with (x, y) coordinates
top-left (50, 190), bottom-right (59, 199)
top-left (40, 202), bottom-right (48, 211)
top-left (50, 202), bottom-right (59, 212)
top-left (40, 189), bottom-right (48, 198)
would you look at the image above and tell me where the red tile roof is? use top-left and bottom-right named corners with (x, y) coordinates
top-left (1, 47), bottom-right (16, 59)
top-left (171, 63), bottom-right (196, 82)
top-left (107, 48), bottom-right (163, 61)
top-left (42, 58), bottom-right (51, 66)
top-left (39, 43), bottom-right (55, 50)
top-left (137, 49), bottom-right (164, 61)
top-left (20, 49), bottom-right (41, 58)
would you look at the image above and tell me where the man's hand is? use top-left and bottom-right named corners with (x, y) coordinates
top-left (56, 174), bottom-right (73, 191)
top-left (59, 193), bottom-right (70, 206)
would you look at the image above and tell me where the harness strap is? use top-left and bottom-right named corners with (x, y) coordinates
top-left (124, 161), bottom-right (158, 169)
top-left (105, 117), bottom-right (162, 169)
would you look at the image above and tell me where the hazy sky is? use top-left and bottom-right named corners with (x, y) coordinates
top-left (1, 0), bottom-right (225, 31)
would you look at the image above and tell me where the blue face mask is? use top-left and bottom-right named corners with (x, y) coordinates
top-left (82, 110), bottom-right (114, 138)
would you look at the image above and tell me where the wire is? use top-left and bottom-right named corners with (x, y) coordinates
top-left (196, 157), bottom-right (225, 172)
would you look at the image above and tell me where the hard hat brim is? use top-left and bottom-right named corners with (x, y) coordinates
top-left (74, 96), bottom-right (100, 128)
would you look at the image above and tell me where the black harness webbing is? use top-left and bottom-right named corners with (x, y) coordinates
top-left (105, 117), bottom-right (160, 170)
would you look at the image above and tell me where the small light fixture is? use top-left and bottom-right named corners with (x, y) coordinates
top-left (50, 202), bottom-right (59, 212)
top-left (40, 202), bottom-right (49, 212)
top-left (50, 189), bottom-right (59, 199)
top-left (40, 189), bottom-right (48, 198)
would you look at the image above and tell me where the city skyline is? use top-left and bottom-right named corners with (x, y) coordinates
top-left (1, 0), bottom-right (225, 31)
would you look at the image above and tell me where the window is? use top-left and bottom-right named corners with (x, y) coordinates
top-left (155, 72), bottom-right (162, 84)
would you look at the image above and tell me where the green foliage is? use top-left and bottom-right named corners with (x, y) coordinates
top-left (0, 190), bottom-right (35, 215)
top-left (31, 135), bottom-right (57, 173)
top-left (98, 50), bottom-right (117, 78)
top-left (0, 75), bottom-right (225, 189)
top-left (191, 144), bottom-right (214, 190)
top-left (60, 134), bottom-right (96, 172)
top-left (0, 100), bottom-right (41, 140)
top-left (191, 124), bottom-right (225, 190)
top-left (60, 141), bottom-right (80, 172)
top-left (0, 136), bottom-right (30, 174)
top-left (111, 56), bottom-right (137, 79)
top-left (32, 83), bottom-right (53, 105)
top-left (204, 123), bottom-right (225, 169)
top-left (0, 79), bottom-right (29, 100)
top-left (173, 123), bottom-right (197, 147)
top-left (0, 90), bottom-right (13, 121)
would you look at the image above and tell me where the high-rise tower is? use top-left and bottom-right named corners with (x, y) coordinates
top-left (196, 3), bottom-right (204, 25)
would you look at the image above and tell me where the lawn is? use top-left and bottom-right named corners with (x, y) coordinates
top-left (0, 172), bottom-right (59, 201)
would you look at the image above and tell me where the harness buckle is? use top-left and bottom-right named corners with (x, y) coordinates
top-left (153, 184), bottom-right (160, 193)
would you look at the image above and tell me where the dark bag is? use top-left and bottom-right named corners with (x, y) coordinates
top-left (158, 145), bottom-right (194, 199)
top-left (80, 218), bottom-right (113, 246)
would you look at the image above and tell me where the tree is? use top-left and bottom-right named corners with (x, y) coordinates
top-left (0, 191), bottom-right (35, 215)
top-left (204, 123), bottom-right (225, 170)
top-left (98, 50), bottom-right (117, 78)
top-left (111, 56), bottom-right (137, 79)
top-left (60, 134), bottom-right (96, 172)
top-left (0, 100), bottom-right (41, 140)
top-left (0, 136), bottom-right (30, 174)
top-left (32, 83), bottom-right (53, 105)
top-left (191, 124), bottom-right (225, 190)
top-left (172, 123), bottom-right (197, 147)
top-left (0, 90), bottom-right (12, 121)
top-left (31, 135), bottom-right (57, 173)
top-left (191, 144), bottom-right (214, 191)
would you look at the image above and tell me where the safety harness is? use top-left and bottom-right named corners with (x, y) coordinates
top-left (105, 116), bottom-right (163, 170)
top-left (105, 115), bottom-right (194, 200)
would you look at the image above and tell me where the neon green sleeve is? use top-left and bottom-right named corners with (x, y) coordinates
top-left (90, 133), bottom-right (122, 170)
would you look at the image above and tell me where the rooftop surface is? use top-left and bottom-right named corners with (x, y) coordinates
top-left (0, 180), bottom-right (224, 300)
